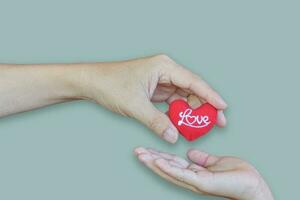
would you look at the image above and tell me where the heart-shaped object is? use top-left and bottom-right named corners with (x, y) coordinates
top-left (168, 99), bottom-right (217, 141)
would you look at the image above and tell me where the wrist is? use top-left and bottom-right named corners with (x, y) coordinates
top-left (67, 62), bottom-right (108, 101)
top-left (51, 63), bottom-right (92, 101)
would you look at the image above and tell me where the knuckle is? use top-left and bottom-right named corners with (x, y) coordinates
top-left (188, 74), bottom-right (200, 85)
top-left (206, 89), bottom-right (218, 101)
top-left (155, 53), bottom-right (172, 61)
top-left (148, 113), bottom-right (168, 135)
top-left (152, 54), bottom-right (176, 70)
top-left (180, 67), bottom-right (199, 81)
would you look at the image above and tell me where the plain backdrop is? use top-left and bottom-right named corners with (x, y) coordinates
top-left (0, 1), bottom-right (299, 199)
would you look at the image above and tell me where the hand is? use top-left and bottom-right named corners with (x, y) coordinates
top-left (134, 147), bottom-right (274, 200)
top-left (79, 54), bottom-right (227, 143)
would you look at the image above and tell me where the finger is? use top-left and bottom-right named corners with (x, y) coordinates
top-left (187, 163), bottom-right (206, 172)
top-left (169, 160), bottom-right (186, 168)
top-left (187, 149), bottom-right (248, 172)
top-left (176, 88), bottom-right (190, 97)
top-left (169, 66), bottom-right (227, 110)
top-left (134, 147), bottom-right (149, 155)
top-left (137, 153), bottom-right (154, 164)
top-left (147, 148), bottom-right (175, 160)
top-left (151, 84), bottom-right (177, 102)
top-left (134, 147), bottom-right (163, 160)
top-left (187, 149), bottom-right (220, 167)
top-left (157, 158), bottom-right (233, 197)
top-left (216, 110), bottom-right (227, 127)
top-left (133, 102), bottom-right (178, 143)
top-left (135, 148), bottom-right (187, 169)
top-left (147, 148), bottom-right (189, 168)
top-left (135, 152), bottom-right (201, 194)
top-left (155, 158), bottom-right (201, 186)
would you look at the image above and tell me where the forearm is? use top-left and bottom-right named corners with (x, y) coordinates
top-left (0, 63), bottom-right (85, 117)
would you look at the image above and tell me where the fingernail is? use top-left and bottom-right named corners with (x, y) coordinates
top-left (217, 110), bottom-right (226, 127)
top-left (163, 127), bottom-right (178, 144)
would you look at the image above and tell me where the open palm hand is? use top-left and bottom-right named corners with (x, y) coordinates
top-left (134, 147), bottom-right (273, 200)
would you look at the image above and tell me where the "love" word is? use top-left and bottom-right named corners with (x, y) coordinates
top-left (178, 109), bottom-right (211, 128)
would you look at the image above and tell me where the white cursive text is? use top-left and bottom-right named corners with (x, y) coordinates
top-left (178, 109), bottom-right (210, 128)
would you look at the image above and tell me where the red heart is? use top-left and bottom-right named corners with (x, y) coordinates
top-left (168, 99), bottom-right (217, 141)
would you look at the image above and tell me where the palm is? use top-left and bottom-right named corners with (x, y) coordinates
top-left (135, 147), bottom-right (271, 200)
top-left (193, 157), bottom-right (261, 200)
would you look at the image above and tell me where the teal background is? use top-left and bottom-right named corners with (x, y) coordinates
top-left (0, 0), bottom-right (299, 199)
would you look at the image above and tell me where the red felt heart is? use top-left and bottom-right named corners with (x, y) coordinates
top-left (168, 99), bottom-right (217, 141)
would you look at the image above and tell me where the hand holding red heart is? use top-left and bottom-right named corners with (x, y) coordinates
top-left (79, 54), bottom-right (227, 143)
top-left (169, 99), bottom-right (217, 141)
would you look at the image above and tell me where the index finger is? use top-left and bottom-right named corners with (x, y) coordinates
top-left (169, 65), bottom-right (227, 110)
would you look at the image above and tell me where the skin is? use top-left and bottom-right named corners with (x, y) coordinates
top-left (0, 54), bottom-right (273, 199)
top-left (134, 147), bottom-right (274, 200)
top-left (0, 54), bottom-right (227, 143)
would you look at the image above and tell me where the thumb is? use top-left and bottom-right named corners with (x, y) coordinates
top-left (187, 149), bottom-right (220, 167)
top-left (133, 102), bottom-right (178, 143)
